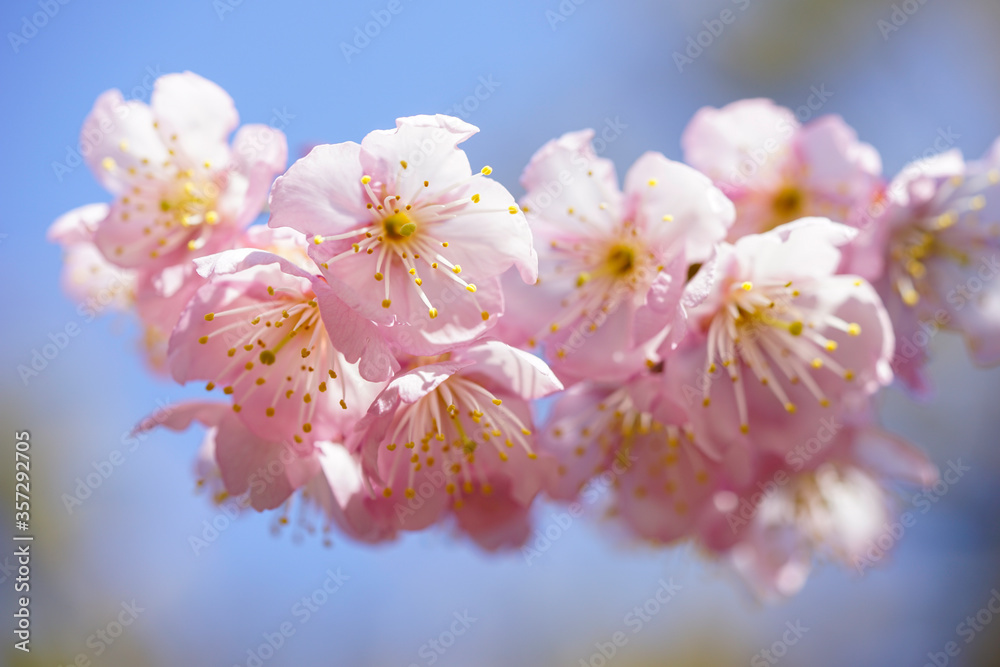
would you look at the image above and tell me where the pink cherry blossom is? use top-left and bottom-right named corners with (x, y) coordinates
top-left (137, 401), bottom-right (332, 514)
top-left (541, 374), bottom-right (734, 545)
top-left (716, 424), bottom-right (937, 600)
top-left (874, 144), bottom-right (1000, 388)
top-left (668, 219), bottom-right (894, 461)
top-left (48, 203), bottom-right (136, 313)
top-left (350, 340), bottom-right (561, 543)
top-left (81, 71), bottom-right (287, 271)
top-left (681, 99), bottom-right (884, 276)
top-left (503, 129), bottom-right (735, 384)
top-left (168, 242), bottom-right (393, 450)
top-left (268, 115), bottom-right (537, 355)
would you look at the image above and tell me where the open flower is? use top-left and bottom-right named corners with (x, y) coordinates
top-left (681, 99), bottom-right (884, 276)
top-left (716, 424), bottom-right (938, 600)
top-left (541, 374), bottom-right (733, 545)
top-left (875, 143), bottom-right (1000, 390)
top-left (81, 71), bottom-right (286, 270)
top-left (48, 203), bottom-right (136, 312)
top-left (350, 340), bottom-right (561, 540)
top-left (669, 219), bottom-right (894, 460)
top-left (268, 115), bottom-right (537, 354)
top-left (504, 129), bottom-right (734, 384)
top-left (168, 243), bottom-right (393, 449)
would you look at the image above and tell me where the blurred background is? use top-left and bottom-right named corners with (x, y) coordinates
top-left (2, 0), bottom-right (1000, 665)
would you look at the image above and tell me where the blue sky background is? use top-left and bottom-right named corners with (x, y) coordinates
top-left (2, 0), bottom-right (1000, 665)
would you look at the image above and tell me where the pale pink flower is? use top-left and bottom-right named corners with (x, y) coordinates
top-left (168, 242), bottom-right (393, 449)
top-left (137, 401), bottom-right (327, 513)
top-left (82, 71), bottom-right (287, 270)
top-left (504, 129), bottom-right (734, 384)
top-left (268, 115), bottom-right (537, 354)
top-left (350, 340), bottom-right (561, 542)
top-left (48, 203), bottom-right (136, 312)
top-left (681, 99), bottom-right (884, 276)
top-left (668, 219), bottom-right (894, 460)
top-left (541, 374), bottom-right (733, 545)
top-left (299, 442), bottom-right (400, 545)
top-left (875, 144), bottom-right (1000, 388)
top-left (717, 425), bottom-right (937, 600)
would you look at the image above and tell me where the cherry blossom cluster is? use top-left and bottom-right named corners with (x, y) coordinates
top-left (52, 73), bottom-right (1000, 599)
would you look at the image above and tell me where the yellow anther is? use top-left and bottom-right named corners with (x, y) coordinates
top-left (313, 235), bottom-right (323, 245)
top-left (741, 282), bottom-right (753, 291)
top-left (361, 175), bottom-right (371, 184)
top-left (847, 323), bottom-right (861, 336)
top-left (648, 179), bottom-right (658, 187)
top-left (662, 214), bottom-right (673, 222)
top-left (204, 313), bottom-right (215, 321)
top-left (429, 308), bottom-right (439, 319)
top-left (466, 284), bottom-right (477, 293)
top-left (382, 299), bottom-right (392, 308)
top-left (784, 402), bottom-right (797, 414)
top-left (471, 193), bottom-right (480, 203)
top-left (480, 166), bottom-right (492, 175)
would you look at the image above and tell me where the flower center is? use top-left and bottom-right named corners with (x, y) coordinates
top-left (701, 280), bottom-right (861, 433)
top-left (379, 376), bottom-right (537, 503)
top-left (312, 170), bottom-right (497, 317)
top-left (382, 211), bottom-right (417, 240)
top-left (604, 243), bottom-right (637, 277)
top-left (197, 287), bottom-right (350, 445)
top-left (759, 185), bottom-right (808, 233)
